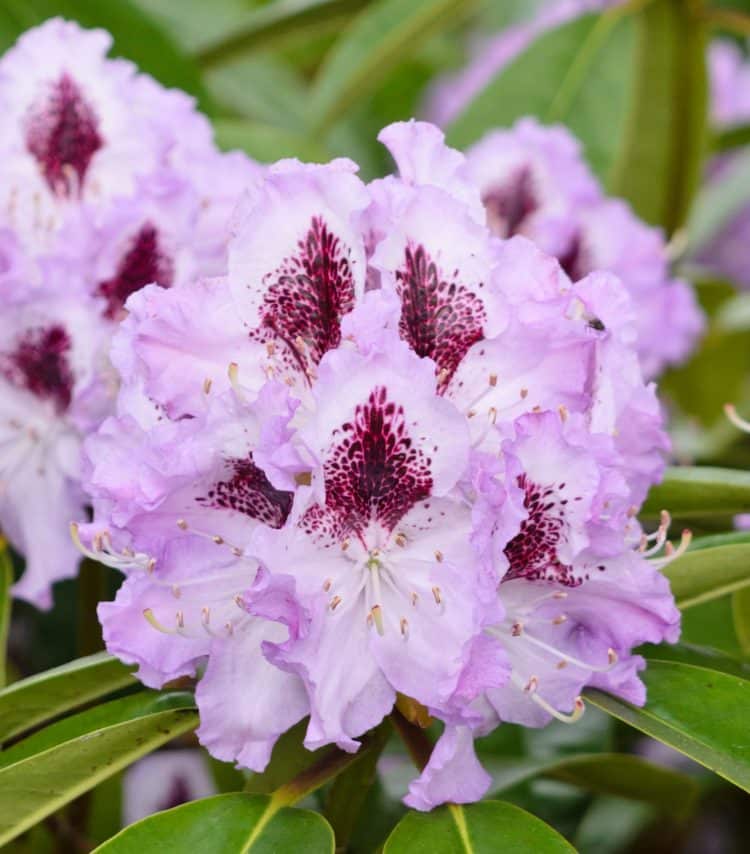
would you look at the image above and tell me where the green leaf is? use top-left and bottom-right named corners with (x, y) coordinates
top-left (609, 0), bottom-right (708, 233)
top-left (324, 720), bottom-right (392, 849)
top-left (0, 542), bottom-right (11, 688)
top-left (641, 466), bottom-right (750, 518)
top-left (486, 753), bottom-right (697, 817)
top-left (0, 652), bottom-right (135, 745)
top-left (642, 641), bottom-right (750, 679)
top-left (586, 659), bottom-right (750, 792)
top-left (93, 793), bottom-right (334, 853)
top-left (384, 800), bottom-right (575, 853)
top-left (732, 588), bottom-right (750, 655)
top-left (214, 120), bottom-right (332, 163)
top-left (0, 692), bottom-right (197, 847)
top-left (663, 542), bottom-right (750, 608)
top-left (711, 122), bottom-right (750, 153)
top-left (446, 9), bottom-right (637, 180)
top-left (308, 0), bottom-right (472, 136)
top-left (196, 0), bottom-right (370, 67)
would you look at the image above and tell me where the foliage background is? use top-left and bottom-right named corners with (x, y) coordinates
top-left (3, 0), bottom-right (750, 851)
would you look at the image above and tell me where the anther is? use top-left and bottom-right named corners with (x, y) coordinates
top-left (177, 519), bottom-right (188, 530)
top-left (212, 535), bottom-right (224, 545)
top-left (330, 595), bottom-right (342, 611)
top-left (432, 586), bottom-right (442, 605)
top-left (400, 617), bottom-right (409, 638)
top-left (341, 539), bottom-right (350, 552)
top-left (395, 532), bottom-right (407, 547)
top-left (608, 648), bottom-right (618, 665)
top-left (203, 378), bottom-right (212, 395)
top-left (176, 610), bottom-right (185, 629)
top-left (489, 373), bottom-right (498, 387)
top-left (511, 622), bottom-right (523, 636)
top-left (552, 614), bottom-right (567, 625)
top-left (323, 578), bottom-right (332, 592)
top-left (411, 592), bottom-right (419, 607)
top-left (558, 404), bottom-right (569, 422)
top-left (520, 388), bottom-right (528, 399)
top-left (171, 585), bottom-right (181, 599)
top-left (434, 550), bottom-right (444, 563)
top-left (371, 605), bottom-right (384, 635)
top-left (524, 676), bottom-right (539, 693)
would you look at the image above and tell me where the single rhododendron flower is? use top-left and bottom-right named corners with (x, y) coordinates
top-left (78, 121), bottom-right (680, 810)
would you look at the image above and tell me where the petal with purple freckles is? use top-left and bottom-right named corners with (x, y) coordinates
top-left (228, 159), bottom-right (369, 374)
top-left (370, 186), bottom-right (507, 391)
top-left (377, 120), bottom-right (485, 222)
top-left (196, 619), bottom-right (309, 772)
top-left (404, 726), bottom-right (491, 811)
top-left (110, 278), bottom-right (254, 418)
top-left (304, 341), bottom-right (471, 500)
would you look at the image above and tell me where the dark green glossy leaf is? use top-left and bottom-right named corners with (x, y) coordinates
top-left (308, 0), bottom-right (472, 135)
top-left (0, 652), bottom-right (135, 745)
top-left (641, 466), bottom-right (750, 518)
top-left (0, 692), bottom-right (197, 847)
top-left (486, 752), bottom-right (697, 817)
top-left (609, 0), bottom-right (707, 232)
top-left (94, 793), bottom-right (334, 853)
top-left (663, 543), bottom-right (750, 608)
top-left (384, 800), bottom-right (575, 852)
top-left (446, 9), bottom-right (636, 180)
top-left (641, 641), bottom-right (750, 678)
top-left (0, 542), bottom-right (11, 688)
top-left (197, 0), bottom-right (370, 67)
top-left (586, 659), bottom-right (750, 791)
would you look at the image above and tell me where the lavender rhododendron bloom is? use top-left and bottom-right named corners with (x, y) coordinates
top-left (462, 119), bottom-right (704, 378)
top-left (0, 19), bottom-right (258, 605)
top-left (78, 120), bottom-right (683, 810)
top-left (694, 40), bottom-right (750, 289)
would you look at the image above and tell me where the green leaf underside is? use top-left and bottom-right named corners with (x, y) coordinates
top-left (446, 10), bottom-right (636, 180)
top-left (0, 693), bottom-right (197, 847)
top-left (308, 0), bottom-right (471, 135)
top-left (641, 466), bottom-right (750, 518)
top-left (0, 652), bottom-right (135, 745)
top-left (93, 794), bottom-right (334, 853)
top-left (664, 543), bottom-right (750, 608)
top-left (486, 752), bottom-right (697, 817)
top-left (587, 659), bottom-right (750, 792)
top-left (732, 588), bottom-right (750, 655)
top-left (196, 0), bottom-right (370, 66)
top-left (384, 800), bottom-right (575, 853)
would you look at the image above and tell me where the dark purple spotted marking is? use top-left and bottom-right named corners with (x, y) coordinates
top-left (98, 223), bottom-right (173, 320)
top-left (482, 167), bottom-right (537, 238)
top-left (557, 232), bottom-right (590, 282)
top-left (253, 215), bottom-right (356, 374)
top-left (395, 244), bottom-right (486, 392)
top-left (503, 474), bottom-right (581, 587)
top-left (303, 386), bottom-right (433, 544)
top-left (199, 457), bottom-right (293, 529)
top-left (158, 776), bottom-right (192, 812)
top-left (3, 325), bottom-right (74, 413)
top-left (25, 73), bottom-right (103, 197)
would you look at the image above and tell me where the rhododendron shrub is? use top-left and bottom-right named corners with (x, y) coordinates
top-left (78, 122), bottom-right (683, 809)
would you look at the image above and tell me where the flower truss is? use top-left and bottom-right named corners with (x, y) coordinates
top-left (77, 120), bottom-right (686, 810)
top-left (0, 19), bottom-right (259, 606)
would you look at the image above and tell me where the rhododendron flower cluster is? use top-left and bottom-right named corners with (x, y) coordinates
top-left (0, 20), bottom-right (258, 605)
top-left (78, 121), bottom-right (683, 810)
